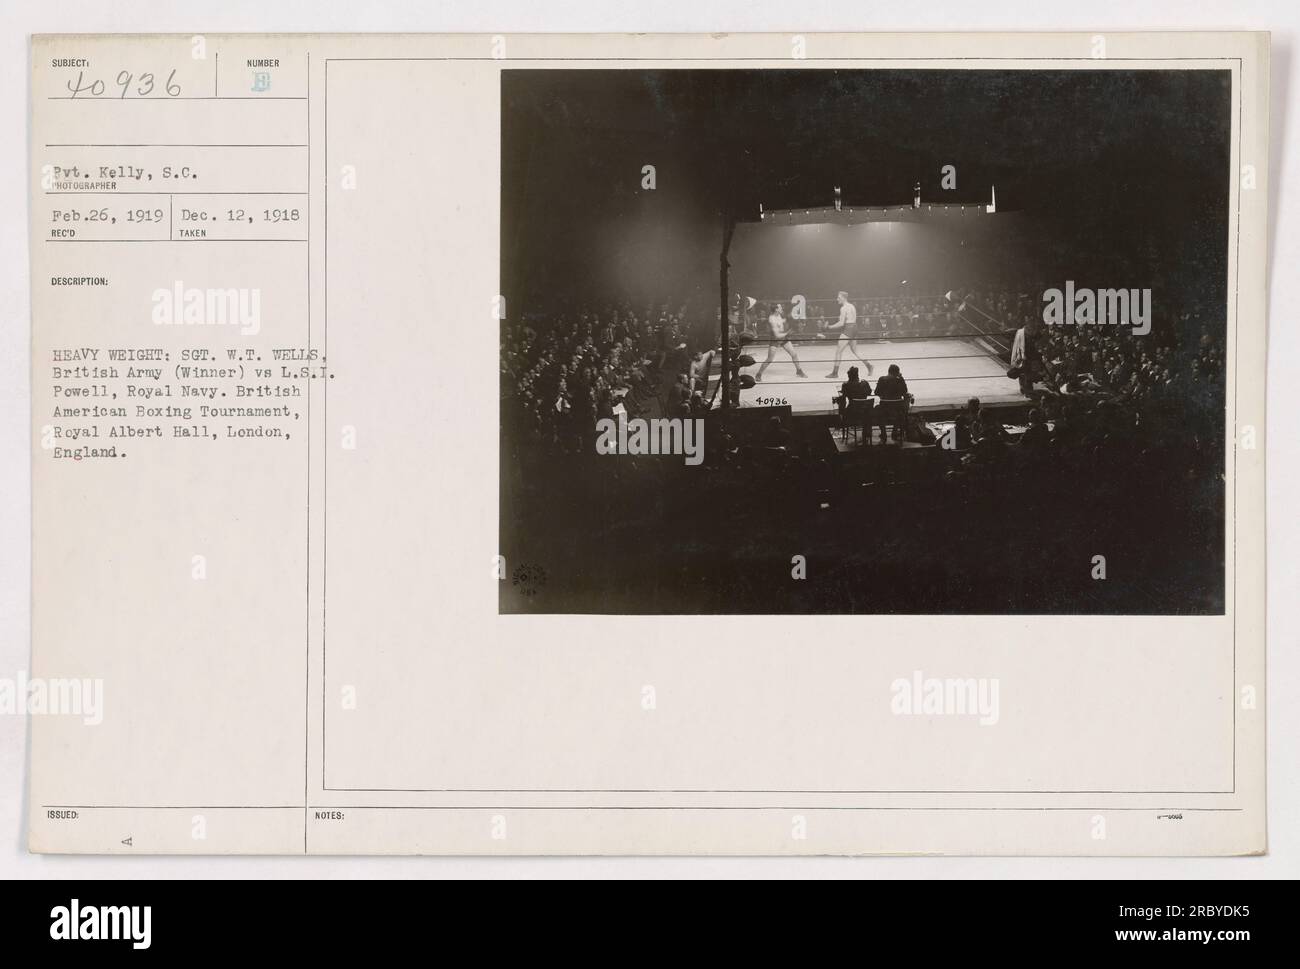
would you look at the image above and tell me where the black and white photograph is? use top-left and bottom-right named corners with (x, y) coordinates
top-left (3, 5), bottom-right (1284, 906)
top-left (501, 67), bottom-right (1232, 614)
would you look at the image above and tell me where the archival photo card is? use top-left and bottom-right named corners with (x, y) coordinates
top-left (27, 31), bottom-right (1267, 855)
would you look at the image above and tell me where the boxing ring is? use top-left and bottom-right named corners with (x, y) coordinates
top-left (733, 333), bottom-right (1020, 415)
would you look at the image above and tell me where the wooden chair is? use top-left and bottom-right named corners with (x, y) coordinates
top-left (835, 393), bottom-right (874, 444)
top-left (874, 397), bottom-right (909, 446)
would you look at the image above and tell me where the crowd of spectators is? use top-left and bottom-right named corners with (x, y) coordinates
top-left (1033, 312), bottom-right (1223, 403)
top-left (501, 298), bottom-right (714, 451)
top-left (502, 290), bottom-right (1227, 484)
top-left (952, 309), bottom-right (1227, 485)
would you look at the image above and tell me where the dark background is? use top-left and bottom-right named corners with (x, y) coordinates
top-left (502, 69), bottom-right (1231, 314)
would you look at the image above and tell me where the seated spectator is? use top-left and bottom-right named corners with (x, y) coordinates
top-left (673, 386), bottom-right (692, 418)
top-left (905, 415), bottom-right (938, 445)
top-left (1020, 408), bottom-right (1052, 449)
top-left (872, 365), bottom-right (912, 443)
top-left (841, 365), bottom-right (872, 400)
top-left (762, 416), bottom-right (791, 449)
top-left (954, 398), bottom-right (979, 449)
top-left (958, 396), bottom-right (1004, 445)
top-left (873, 364), bottom-right (911, 401)
top-left (976, 411), bottom-right (1008, 444)
top-left (687, 347), bottom-right (715, 395)
top-left (838, 366), bottom-right (873, 438)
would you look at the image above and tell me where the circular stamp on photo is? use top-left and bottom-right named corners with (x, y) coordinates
top-left (511, 563), bottom-right (547, 597)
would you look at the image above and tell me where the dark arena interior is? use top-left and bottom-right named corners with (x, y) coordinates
top-left (499, 69), bottom-right (1229, 614)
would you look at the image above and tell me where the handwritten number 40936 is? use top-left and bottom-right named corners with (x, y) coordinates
top-left (66, 69), bottom-right (181, 99)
